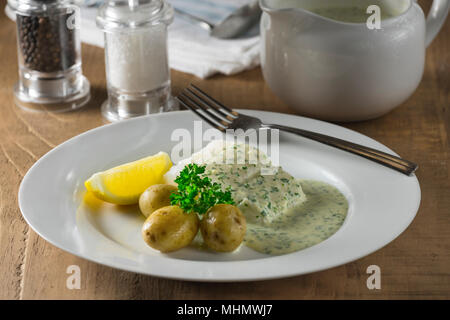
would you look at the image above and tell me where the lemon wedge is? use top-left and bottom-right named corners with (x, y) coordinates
top-left (85, 152), bottom-right (172, 205)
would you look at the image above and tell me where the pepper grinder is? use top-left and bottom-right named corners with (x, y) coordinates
top-left (97, 0), bottom-right (174, 122)
top-left (8, 0), bottom-right (90, 112)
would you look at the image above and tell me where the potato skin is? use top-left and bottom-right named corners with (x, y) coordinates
top-left (142, 205), bottom-right (199, 253)
top-left (139, 184), bottom-right (178, 217)
top-left (200, 204), bottom-right (246, 252)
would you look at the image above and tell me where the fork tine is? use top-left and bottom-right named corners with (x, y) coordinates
top-left (189, 84), bottom-right (239, 117)
top-left (180, 91), bottom-right (231, 127)
top-left (176, 95), bottom-right (225, 132)
top-left (185, 87), bottom-right (235, 122)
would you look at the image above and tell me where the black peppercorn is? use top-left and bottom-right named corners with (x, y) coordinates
top-left (17, 11), bottom-right (76, 73)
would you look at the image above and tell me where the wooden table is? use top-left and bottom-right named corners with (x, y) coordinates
top-left (1, 2), bottom-right (449, 300)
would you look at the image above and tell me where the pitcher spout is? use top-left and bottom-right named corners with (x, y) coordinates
top-left (259, 0), bottom-right (313, 17)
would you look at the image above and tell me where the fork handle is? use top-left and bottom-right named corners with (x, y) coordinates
top-left (264, 124), bottom-right (418, 176)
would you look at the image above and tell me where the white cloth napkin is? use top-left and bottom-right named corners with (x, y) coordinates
top-left (5, 0), bottom-right (261, 78)
top-left (167, 0), bottom-right (260, 77)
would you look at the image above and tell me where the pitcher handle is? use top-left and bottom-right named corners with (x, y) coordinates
top-left (425, 0), bottom-right (449, 47)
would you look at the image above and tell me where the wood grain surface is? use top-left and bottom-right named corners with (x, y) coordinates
top-left (0, 1), bottom-right (449, 299)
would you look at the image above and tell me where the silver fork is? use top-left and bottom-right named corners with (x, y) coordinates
top-left (177, 84), bottom-right (418, 176)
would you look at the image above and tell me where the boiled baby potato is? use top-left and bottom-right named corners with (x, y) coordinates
top-left (139, 184), bottom-right (178, 217)
top-left (200, 204), bottom-right (246, 252)
top-left (142, 205), bottom-right (199, 253)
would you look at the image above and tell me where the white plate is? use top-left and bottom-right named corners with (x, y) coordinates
top-left (18, 110), bottom-right (421, 282)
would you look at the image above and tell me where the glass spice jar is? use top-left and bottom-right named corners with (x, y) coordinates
top-left (8, 0), bottom-right (90, 112)
top-left (97, 0), bottom-right (174, 122)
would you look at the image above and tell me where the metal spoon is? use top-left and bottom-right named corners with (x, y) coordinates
top-left (174, 1), bottom-right (261, 39)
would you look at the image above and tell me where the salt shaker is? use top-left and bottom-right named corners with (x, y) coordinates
top-left (8, 0), bottom-right (90, 112)
top-left (97, 0), bottom-right (174, 122)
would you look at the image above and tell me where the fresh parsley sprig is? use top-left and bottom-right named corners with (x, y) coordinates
top-left (170, 164), bottom-right (234, 214)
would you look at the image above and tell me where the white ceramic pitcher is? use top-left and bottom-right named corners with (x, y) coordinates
top-left (260, 0), bottom-right (449, 121)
